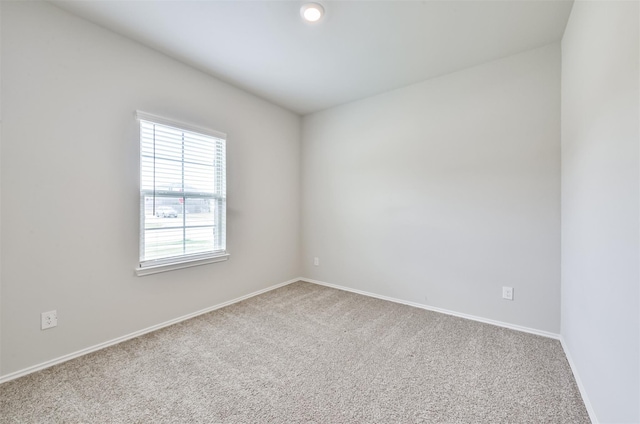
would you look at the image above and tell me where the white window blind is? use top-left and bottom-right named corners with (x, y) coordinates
top-left (136, 111), bottom-right (227, 275)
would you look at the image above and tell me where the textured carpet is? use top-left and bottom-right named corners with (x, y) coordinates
top-left (1, 281), bottom-right (589, 423)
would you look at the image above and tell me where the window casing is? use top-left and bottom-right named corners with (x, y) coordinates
top-left (136, 111), bottom-right (227, 276)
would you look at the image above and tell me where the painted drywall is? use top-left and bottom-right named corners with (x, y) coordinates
top-left (302, 44), bottom-right (561, 333)
top-left (0, 1), bottom-right (3, 374)
top-left (0, 1), bottom-right (301, 376)
top-left (561, 1), bottom-right (640, 422)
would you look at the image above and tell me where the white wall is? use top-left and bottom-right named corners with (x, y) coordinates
top-left (0, 1), bottom-right (301, 376)
top-left (0, 1), bottom-right (3, 373)
top-left (561, 1), bottom-right (640, 422)
top-left (302, 44), bottom-right (561, 333)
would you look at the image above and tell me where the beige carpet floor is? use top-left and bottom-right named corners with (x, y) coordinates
top-left (1, 281), bottom-right (589, 423)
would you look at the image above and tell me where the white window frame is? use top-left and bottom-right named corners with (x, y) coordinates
top-left (135, 111), bottom-right (229, 276)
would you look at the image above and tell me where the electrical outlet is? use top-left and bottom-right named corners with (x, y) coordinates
top-left (313, 257), bottom-right (320, 266)
top-left (502, 287), bottom-right (514, 301)
top-left (41, 310), bottom-right (58, 330)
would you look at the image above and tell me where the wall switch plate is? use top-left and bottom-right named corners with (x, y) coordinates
top-left (502, 287), bottom-right (514, 301)
top-left (41, 310), bottom-right (58, 330)
top-left (313, 257), bottom-right (319, 266)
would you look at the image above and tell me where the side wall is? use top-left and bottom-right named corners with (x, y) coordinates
top-left (0, 1), bottom-right (3, 374)
top-left (0, 1), bottom-right (301, 376)
top-left (302, 44), bottom-right (562, 333)
top-left (561, 1), bottom-right (640, 422)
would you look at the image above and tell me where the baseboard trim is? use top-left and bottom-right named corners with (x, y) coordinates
top-left (300, 278), bottom-right (560, 340)
top-left (0, 277), bottom-right (301, 384)
top-left (560, 337), bottom-right (598, 424)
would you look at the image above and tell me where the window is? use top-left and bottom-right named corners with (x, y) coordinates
top-left (135, 111), bottom-right (228, 276)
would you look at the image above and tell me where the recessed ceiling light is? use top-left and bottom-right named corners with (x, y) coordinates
top-left (301, 3), bottom-right (324, 23)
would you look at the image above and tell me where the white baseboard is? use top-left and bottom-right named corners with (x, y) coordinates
top-left (1, 274), bottom-right (592, 424)
top-left (300, 277), bottom-right (561, 340)
top-left (0, 277), bottom-right (301, 384)
top-left (560, 337), bottom-right (598, 424)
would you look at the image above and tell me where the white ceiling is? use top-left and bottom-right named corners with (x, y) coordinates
top-left (51, 0), bottom-right (574, 115)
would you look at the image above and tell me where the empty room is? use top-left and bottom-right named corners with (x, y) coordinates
top-left (0, 0), bottom-right (638, 423)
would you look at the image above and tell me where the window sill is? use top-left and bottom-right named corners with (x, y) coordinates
top-left (135, 253), bottom-right (230, 276)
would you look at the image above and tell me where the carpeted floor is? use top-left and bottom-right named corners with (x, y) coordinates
top-left (0, 281), bottom-right (589, 423)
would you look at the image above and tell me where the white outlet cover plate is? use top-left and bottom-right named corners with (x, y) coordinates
top-left (502, 287), bottom-right (514, 300)
top-left (41, 310), bottom-right (58, 330)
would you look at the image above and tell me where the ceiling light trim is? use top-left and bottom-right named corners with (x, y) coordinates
top-left (300, 3), bottom-right (325, 23)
